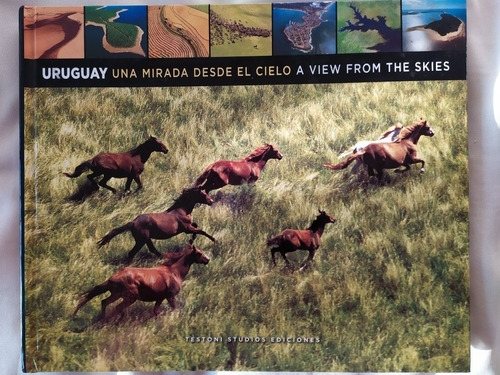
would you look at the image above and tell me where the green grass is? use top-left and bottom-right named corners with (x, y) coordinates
top-left (22, 82), bottom-right (469, 372)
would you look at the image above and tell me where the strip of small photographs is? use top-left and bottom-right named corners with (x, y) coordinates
top-left (22, 0), bottom-right (466, 59)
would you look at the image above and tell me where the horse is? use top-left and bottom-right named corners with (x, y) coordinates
top-left (267, 209), bottom-right (336, 271)
top-left (193, 143), bottom-right (283, 192)
top-left (63, 135), bottom-right (168, 193)
top-left (97, 186), bottom-right (216, 260)
top-left (325, 119), bottom-right (435, 181)
top-left (72, 244), bottom-right (210, 321)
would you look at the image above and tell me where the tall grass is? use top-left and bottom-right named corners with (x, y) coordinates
top-left (23, 81), bottom-right (468, 372)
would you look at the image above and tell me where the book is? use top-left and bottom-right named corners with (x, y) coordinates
top-left (20, 0), bottom-right (469, 372)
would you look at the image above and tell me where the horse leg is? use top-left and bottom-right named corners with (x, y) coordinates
top-left (86, 172), bottom-right (100, 187)
top-left (376, 168), bottom-right (386, 181)
top-left (98, 175), bottom-right (117, 193)
top-left (153, 300), bottom-right (165, 316)
top-left (124, 177), bottom-right (133, 192)
top-left (166, 296), bottom-right (177, 311)
top-left (270, 247), bottom-right (280, 267)
top-left (395, 163), bottom-right (411, 173)
top-left (413, 158), bottom-right (426, 173)
top-left (128, 240), bottom-right (146, 260)
top-left (299, 250), bottom-right (315, 271)
top-left (280, 251), bottom-right (291, 267)
top-left (126, 174), bottom-right (143, 191)
top-left (133, 175), bottom-right (143, 190)
top-left (98, 293), bottom-right (121, 321)
top-left (145, 239), bottom-right (162, 257)
top-left (112, 296), bottom-right (136, 321)
top-left (351, 160), bottom-right (362, 173)
top-left (186, 225), bottom-right (216, 242)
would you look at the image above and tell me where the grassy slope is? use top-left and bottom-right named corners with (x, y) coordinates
top-left (23, 81), bottom-right (468, 372)
top-left (210, 4), bottom-right (272, 56)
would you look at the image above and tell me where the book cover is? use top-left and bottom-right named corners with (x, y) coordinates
top-left (20, 0), bottom-right (469, 372)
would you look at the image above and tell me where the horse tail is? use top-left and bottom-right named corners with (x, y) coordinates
top-left (97, 222), bottom-right (133, 248)
top-left (63, 160), bottom-right (92, 178)
top-left (325, 152), bottom-right (363, 170)
top-left (193, 165), bottom-right (213, 187)
top-left (266, 235), bottom-right (282, 247)
top-left (72, 281), bottom-right (109, 317)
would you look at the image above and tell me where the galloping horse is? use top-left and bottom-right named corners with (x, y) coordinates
top-left (267, 210), bottom-right (336, 270)
top-left (97, 186), bottom-right (216, 260)
top-left (72, 244), bottom-right (210, 321)
top-left (64, 135), bottom-right (168, 193)
top-left (325, 119), bottom-right (435, 181)
top-left (193, 143), bottom-right (283, 192)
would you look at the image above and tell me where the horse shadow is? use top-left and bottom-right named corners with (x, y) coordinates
top-left (212, 185), bottom-right (257, 213)
top-left (66, 179), bottom-right (139, 203)
top-left (65, 180), bottom-right (100, 202)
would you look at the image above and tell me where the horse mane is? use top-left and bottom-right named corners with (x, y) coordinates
top-left (129, 137), bottom-right (153, 156)
top-left (161, 247), bottom-right (191, 266)
top-left (243, 144), bottom-right (271, 161)
top-left (308, 215), bottom-right (324, 231)
top-left (167, 187), bottom-right (198, 211)
top-left (397, 120), bottom-right (426, 140)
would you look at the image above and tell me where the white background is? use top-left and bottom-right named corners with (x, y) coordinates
top-left (0, 1), bottom-right (497, 374)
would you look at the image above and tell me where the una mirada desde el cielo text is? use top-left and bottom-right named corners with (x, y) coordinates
top-left (40, 60), bottom-right (451, 81)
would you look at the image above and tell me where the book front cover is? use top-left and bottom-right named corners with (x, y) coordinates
top-left (20, 1), bottom-right (469, 372)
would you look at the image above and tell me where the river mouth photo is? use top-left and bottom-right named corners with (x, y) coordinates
top-left (402, 0), bottom-right (466, 52)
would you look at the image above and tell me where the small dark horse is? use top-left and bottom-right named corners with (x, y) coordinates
top-left (325, 119), bottom-right (435, 181)
top-left (64, 135), bottom-right (168, 193)
top-left (268, 210), bottom-right (336, 270)
top-left (72, 244), bottom-right (210, 321)
top-left (97, 186), bottom-right (216, 260)
top-left (193, 143), bottom-right (283, 192)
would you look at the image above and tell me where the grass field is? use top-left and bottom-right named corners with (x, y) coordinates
top-left (22, 81), bottom-right (468, 372)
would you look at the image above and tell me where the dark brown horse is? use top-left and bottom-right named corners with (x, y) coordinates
top-left (193, 143), bottom-right (283, 192)
top-left (64, 135), bottom-right (168, 193)
top-left (72, 244), bottom-right (210, 320)
top-left (268, 210), bottom-right (336, 270)
top-left (97, 186), bottom-right (216, 260)
top-left (325, 119), bottom-right (435, 181)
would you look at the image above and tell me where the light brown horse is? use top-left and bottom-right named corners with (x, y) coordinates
top-left (268, 210), bottom-right (336, 270)
top-left (64, 135), bottom-right (168, 193)
top-left (193, 143), bottom-right (283, 192)
top-left (72, 244), bottom-right (210, 320)
top-left (97, 186), bottom-right (216, 260)
top-left (325, 119), bottom-right (435, 181)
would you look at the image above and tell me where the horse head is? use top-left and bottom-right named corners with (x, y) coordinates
top-left (147, 135), bottom-right (169, 154)
top-left (317, 209), bottom-right (336, 225)
top-left (419, 121), bottom-right (435, 138)
top-left (186, 186), bottom-right (215, 206)
top-left (264, 143), bottom-right (283, 161)
top-left (190, 245), bottom-right (211, 265)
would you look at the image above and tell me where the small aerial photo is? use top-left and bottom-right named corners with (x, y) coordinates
top-left (148, 5), bottom-right (209, 58)
top-left (85, 5), bottom-right (148, 58)
top-left (402, 0), bottom-right (466, 51)
top-left (210, 4), bottom-right (272, 57)
top-left (337, 0), bottom-right (402, 53)
top-left (273, 2), bottom-right (336, 55)
top-left (23, 6), bottom-right (84, 59)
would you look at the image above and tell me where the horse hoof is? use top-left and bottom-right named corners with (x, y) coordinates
top-left (420, 168), bottom-right (425, 173)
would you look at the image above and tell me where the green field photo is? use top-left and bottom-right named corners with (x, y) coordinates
top-left (23, 81), bottom-right (468, 372)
